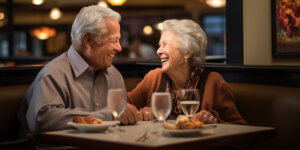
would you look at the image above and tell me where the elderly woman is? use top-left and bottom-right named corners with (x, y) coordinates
top-left (127, 19), bottom-right (247, 125)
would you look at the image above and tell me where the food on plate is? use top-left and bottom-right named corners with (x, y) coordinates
top-left (73, 116), bottom-right (103, 124)
top-left (177, 119), bottom-right (205, 129)
top-left (163, 115), bottom-right (204, 130)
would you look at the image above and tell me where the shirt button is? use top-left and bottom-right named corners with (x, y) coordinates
top-left (96, 103), bottom-right (99, 107)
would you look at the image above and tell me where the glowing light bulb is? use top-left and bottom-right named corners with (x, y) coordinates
top-left (32, 0), bottom-right (44, 5)
top-left (155, 22), bottom-right (163, 31)
top-left (32, 27), bottom-right (56, 40)
top-left (98, 1), bottom-right (109, 8)
top-left (107, 0), bottom-right (127, 6)
top-left (50, 8), bottom-right (62, 20)
top-left (143, 25), bottom-right (153, 35)
top-left (205, 0), bottom-right (226, 8)
top-left (0, 13), bottom-right (4, 20)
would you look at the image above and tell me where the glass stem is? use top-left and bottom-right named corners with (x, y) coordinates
top-left (114, 116), bottom-right (121, 133)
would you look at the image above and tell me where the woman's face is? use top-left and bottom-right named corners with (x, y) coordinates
top-left (156, 30), bottom-right (186, 74)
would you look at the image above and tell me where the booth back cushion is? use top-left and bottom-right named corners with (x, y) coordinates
top-left (230, 83), bottom-right (300, 150)
top-left (124, 77), bottom-right (143, 92)
top-left (0, 85), bottom-right (29, 142)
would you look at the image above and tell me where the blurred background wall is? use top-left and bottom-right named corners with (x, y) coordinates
top-left (0, 0), bottom-right (227, 65)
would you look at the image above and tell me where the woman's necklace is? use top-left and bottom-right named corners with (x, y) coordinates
top-left (167, 76), bottom-right (190, 116)
top-left (167, 67), bottom-right (202, 117)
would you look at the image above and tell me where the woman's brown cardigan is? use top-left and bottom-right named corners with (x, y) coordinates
top-left (127, 68), bottom-right (247, 125)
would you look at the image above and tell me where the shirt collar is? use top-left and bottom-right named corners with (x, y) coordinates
top-left (67, 45), bottom-right (110, 77)
top-left (67, 45), bottom-right (90, 77)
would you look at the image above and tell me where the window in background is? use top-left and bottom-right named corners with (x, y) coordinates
top-left (0, 31), bottom-right (28, 57)
top-left (0, 0), bottom-right (227, 64)
top-left (202, 15), bottom-right (226, 62)
top-left (31, 37), bottom-right (43, 57)
top-left (13, 31), bottom-right (29, 57)
top-left (0, 33), bottom-right (8, 57)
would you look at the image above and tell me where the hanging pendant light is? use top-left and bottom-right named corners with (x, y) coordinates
top-left (143, 25), bottom-right (153, 35)
top-left (31, 27), bottom-right (56, 40)
top-left (32, 0), bottom-right (44, 5)
top-left (98, 0), bottom-right (109, 8)
top-left (0, 12), bottom-right (4, 20)
top-left (107, 0), bottom-right (127, 6)
top-left (50, 8), bottom-right (62, 20)
top-left (200, 0), bottom-right (226, 8)
top-left (155, 22), bottom-right (163, 31)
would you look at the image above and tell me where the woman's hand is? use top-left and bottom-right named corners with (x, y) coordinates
top-left (193, 110), bottom-right (218, 123)
top-left (139, 107), bottom-right (155, 121)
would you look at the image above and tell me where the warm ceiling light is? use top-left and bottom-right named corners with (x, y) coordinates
top-left (50, 8), bottom-right (62, 20)
top-left (32, 0), bottom-right (44, 5)
top-left (107, 0), bottom-right (127, 6)
top-left (143, 25), bottom-right (153, 35)
top-left (0, 13), bottom-right (4, 20)
top-left (155, 22), bottom-right (163, 31)
top-left (31, 27), bottom-right (56, 40)
top-left (200, 0), bottom-right (226, 8)
top-left (98, 1), bottom-right (109, 8)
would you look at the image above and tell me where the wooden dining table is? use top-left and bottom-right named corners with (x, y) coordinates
top-left (36, 121), bottom-right (276, 150)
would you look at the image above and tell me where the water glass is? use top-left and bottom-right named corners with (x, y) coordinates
top-left (151, 92), bottom-right (172, 122)
top-left (107, 88), bottom-right (127, 133)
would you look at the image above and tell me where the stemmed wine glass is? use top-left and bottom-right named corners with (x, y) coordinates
top-left (151, 92), bottom-right (172, 135)
top-left (179, 89), bottom-right (200, 119)
top-left (107, 88), bottom-right (127, 134)
top-left (151, 92), bottom-right (172, 122)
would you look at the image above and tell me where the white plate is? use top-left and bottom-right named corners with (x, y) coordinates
top-left (163, 125), bottom-right (217, 137)
top-left (67, 121), bottom-right (116, 132)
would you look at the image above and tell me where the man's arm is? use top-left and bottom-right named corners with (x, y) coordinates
top-left (26, 75), bottom-right (112, 133)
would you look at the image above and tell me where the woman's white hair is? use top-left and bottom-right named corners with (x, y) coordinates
top-left (161, 19), bottom-right (207, 68)
top-left (71, 5), bottom-right (121, 46)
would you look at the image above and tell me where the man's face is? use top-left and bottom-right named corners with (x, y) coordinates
top-left (84, 18), bottom-right (121, 70)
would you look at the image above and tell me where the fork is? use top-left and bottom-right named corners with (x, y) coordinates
top-left (141, 131), bottom-right (158, 142)
top-left (135, 127), bottom-right (150, 142)
top-left (136, 120), bottom-right (160, 142)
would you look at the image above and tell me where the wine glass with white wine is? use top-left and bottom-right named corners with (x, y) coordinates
top-left (107, 88), bottom-right (127, 134)
top-left (179, 89), bottom-right (200, 119)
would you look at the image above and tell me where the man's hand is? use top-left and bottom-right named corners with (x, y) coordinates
top-left (139, 107), bottom-right (155, 121)
top-left (119, 103), bottom-right (139, 125)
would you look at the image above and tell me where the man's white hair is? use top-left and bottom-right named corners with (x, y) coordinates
top-left (71, 5), bottom-right (121, 46)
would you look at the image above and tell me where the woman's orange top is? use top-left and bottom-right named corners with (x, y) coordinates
top-left (127, 68), bottom-right (248, 125)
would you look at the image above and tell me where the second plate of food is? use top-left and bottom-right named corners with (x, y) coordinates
top-left (163, 124), bottom-right (217, 137)
top-left (67, 121), bottom-right (116, 132)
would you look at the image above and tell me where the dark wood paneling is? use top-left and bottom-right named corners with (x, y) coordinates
top-left (0, 57), bottom-right (53, 66)
top-left (0, 66), bottom-right (42, 86)
top-left (1, 60), bottom-right (300, 87)
top-left (204, 64), bottom-right (300, 87)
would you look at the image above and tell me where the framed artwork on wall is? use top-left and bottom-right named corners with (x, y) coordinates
top-left (271, 0), bottom-right (300, 57)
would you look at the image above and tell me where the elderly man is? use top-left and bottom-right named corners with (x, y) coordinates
top-left (22, 5), bottom-right (139, 133)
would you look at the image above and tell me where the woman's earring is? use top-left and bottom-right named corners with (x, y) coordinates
top-left (184, 58), bottom-right (188, 63)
